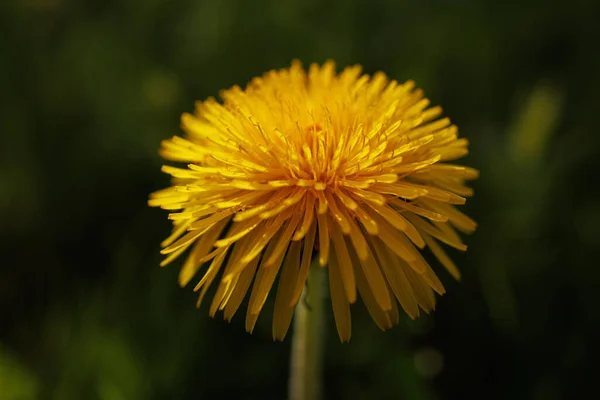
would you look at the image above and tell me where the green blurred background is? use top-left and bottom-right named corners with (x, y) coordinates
top-left (2, 0), bottom-right (600, 399)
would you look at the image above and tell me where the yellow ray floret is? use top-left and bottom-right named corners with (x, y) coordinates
top-left (148, 60), bottom-right (478, 342)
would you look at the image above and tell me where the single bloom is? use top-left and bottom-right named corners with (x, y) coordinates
top-left (148, 61), bottom-right (478, 342)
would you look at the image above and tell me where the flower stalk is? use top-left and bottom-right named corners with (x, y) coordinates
top-left (288, 260), bottom-right (326, 400)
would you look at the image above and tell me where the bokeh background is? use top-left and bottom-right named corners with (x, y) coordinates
top-left (2, 0), bottom-right (600, 399)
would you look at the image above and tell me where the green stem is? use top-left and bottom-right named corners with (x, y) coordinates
top-left (288, 261), bottom-right (326, 400)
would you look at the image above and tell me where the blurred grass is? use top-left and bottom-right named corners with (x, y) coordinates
top-left (0, 344), bottom-right (39, 400)
top-left (1, 0), bottom-right (600, 399)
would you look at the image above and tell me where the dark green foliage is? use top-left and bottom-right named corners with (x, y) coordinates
top-left (1, 0), bottom-right (599, 399)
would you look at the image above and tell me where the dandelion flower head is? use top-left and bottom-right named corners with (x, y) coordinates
top-left (148, 61), bottom-right (478, 342)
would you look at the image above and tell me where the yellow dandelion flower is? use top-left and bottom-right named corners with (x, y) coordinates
top-left (148, 61), bottom-right (478, 342)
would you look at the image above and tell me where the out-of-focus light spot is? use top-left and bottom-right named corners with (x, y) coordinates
top-left (507, 80), bottom-right (563, 167)
top-left (414, 347), bottom-right (444, 379)
top-left (142, 70), bottom-right (180, 110)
